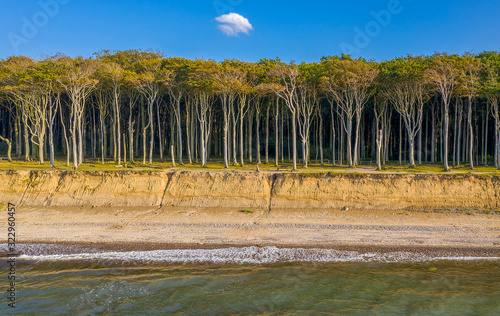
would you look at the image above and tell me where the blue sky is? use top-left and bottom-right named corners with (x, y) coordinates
top-left (1, 0), bottom-right (499, 62)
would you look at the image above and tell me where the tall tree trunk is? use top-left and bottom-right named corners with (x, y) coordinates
top-left (148, 100), bottom-right (154, 165)
top-left (240, 109), bottom-right (244, 166)
top-left (171, 144), bottom-right (175, 167)
top-left (23, 110), bottom-right (30, 162)
top-left (468, 97), bottom-right (474, 170)
top-left (157, 101), bottom-right (163, 161)
top-left (346, 118), bottom-right (353, 168)
top-left (191, 101), bottom-right (196, 164)
top-left (265, 104), bottom-right (269, 164)
top-left (484, 103), bottom-right (489, 166)
top-left (0, 136), bottom-right (12, 162)
top-left (91, 107), bottom-right (96, 159)
top-left (123, 133), bottom-right (126, 163)
top-left (170, 114), bottom-right (175, 163)
top-left (408, 132), bottom-right (416, 168)
top-left (256, 108), bottom-right (261, 164)
top-left (248, 108), bottom-right (253, 163)
top-left (15, 106), bottom-right (21, 158)
top-left (282, 108), bottom-right (285, 163)
top-left (457, 104), bottom-right (462, 166)
top-left (77, 115), bottom-right (83, 165)
top-left (453, 100), bottom-right (458, 166)
top-left (275, 98), bottom-right (279, 167)
top-left (186, 99), bottom-right (192, 164)
top-left (128, 102), bottom-right (134, 164)
top-left (232, 105), bottom-right (237, 166)
top-left (58, 101), bottom-right (70, 166)
top-left (111, 101), bottom-right (117, 163)
top-left (200, 119), bottom-right (206, 167)
top-left (223, 119), bottom-right (228, 169)
top-left (417, 118), bottom-right (422, 165)
top-left (48, 121), bottom-right (54, 167)
top-left (339, 116), bottom-right (344, 165)
top-left (142, 101), bottom-right (147, 165)
top-left (443, 101), bottom-right (450, 171)
top-left (330, 108), bottom-right (336, 165)
top-left (286, 111), bottom-right (289, 163)
top-left (291, 111), bottom-right (297, 171)
top-left (376, 129), bottom-right (382, 170)
top-left (431, 103), bottom-right (436, 163)
top-left (176, 100), bottom-right (183, 165)
top-left (301, 140), bottom-right (307, 168)
top-left (425, 113), bottom-right (428, 163)
top-left (71, 119), bottom-right (78, 169)
top-left (353, 115), bottom-right (361, 166)
top-left (398, 116), bottom-right (402, 165)
top-left (319, 111), bottom-right (324, 165)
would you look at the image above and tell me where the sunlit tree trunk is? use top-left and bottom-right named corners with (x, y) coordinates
top-left (256, 103), bottom-right (261, 164)
top-left (467, 96), bottom-right (474, 170)
top-left (186, 98), bottom-right (192, 164)
top-left (0, 136), bottom-right (12, 162)
top-left (265, 103), bottom-right (269, 164)
top-left (58, 100), bottom-right (70, 166)
top-left (275, 97), bottom-right (279, 167)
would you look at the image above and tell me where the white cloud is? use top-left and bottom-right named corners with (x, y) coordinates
top-left (215, 13), bottom-right (253, 37)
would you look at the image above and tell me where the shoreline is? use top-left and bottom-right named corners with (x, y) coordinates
top-left (14, 241), bottom-right (500, 258)
top-left (9, 206), bottom-right (500, 258)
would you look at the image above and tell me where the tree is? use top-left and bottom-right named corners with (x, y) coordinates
top-left (266, 61), bottom-right (300, 171)
top-left (0, 134), bottom-right (12, 161)
top-left (123, 73), bottom-right (140, 164)
top-left (29, 57), bottom-right (63, 167)
top-left (297, 62), bottom-right (323, 168)
top-left (100, 62), bottom-right (125, 165)
top-left (257, 58), bottom-right (282, 167)
top-left (425, 53), bottom-right (460, 171)
top-left (57, 56), bottom-right (98, 169)
top-left (458, 53), bottom-right (482, 170)
top-left (131, 58), bottom-right (167, 164)
top-left (373, 91), bottom-right (389, 170)
top-left (164, 57), bottom-right (191, 165)
top-left (0, 56), bottom-right (36, 162)
top-left (479, 51), bottom-right (500, 169)
top-left (95, 50), bottom-right (165, 164)
top-left (2, 51), bottom-right (500, 171)
top-left (381, 56), bottom-right (428, 168)
top-left (212, 60), bottom-right (244, 168)
top-left (187, 60), bottom-right (217, 167)
top-left (322, 55), bottom-right (378, 167)
top-left (234, 61), bottom-right (254, 167)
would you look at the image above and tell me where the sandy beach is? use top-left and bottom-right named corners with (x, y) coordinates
top-left (10, 206), bottom-right (500, 256)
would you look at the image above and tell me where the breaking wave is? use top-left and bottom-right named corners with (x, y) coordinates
top-left (12, 244), bottom-right (500, 264)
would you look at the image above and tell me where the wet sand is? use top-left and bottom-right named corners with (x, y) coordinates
top-left (9, 206), bottom-right (500, 256)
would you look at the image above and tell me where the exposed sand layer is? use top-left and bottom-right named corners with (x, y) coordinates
top-left (1, 170), bottom-right (499, 254)
top-left (1, 170), bottom-right (500, 211)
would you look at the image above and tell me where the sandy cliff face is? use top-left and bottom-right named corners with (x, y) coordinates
top-left (0, 170), bottom-right (498, 211)
top-left (270, 173), bottom-right (500, 210)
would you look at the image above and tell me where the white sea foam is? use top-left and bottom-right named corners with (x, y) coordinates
top-left (15, 245), bottom-right (500, 264)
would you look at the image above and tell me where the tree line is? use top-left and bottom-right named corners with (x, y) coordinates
top-left (1, 50), bottom-right (500, 171)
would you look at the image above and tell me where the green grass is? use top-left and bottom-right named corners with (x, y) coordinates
top-left (0, 156), bottom-right (499, 175)
top-left (241, 209), bottom-right (254, 214)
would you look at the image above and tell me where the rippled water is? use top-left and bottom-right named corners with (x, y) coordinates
top-left (2, 244), bottom-right (499, 315)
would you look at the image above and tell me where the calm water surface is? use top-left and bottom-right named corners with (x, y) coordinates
top-left (1, 244), bottom-right (499, 315)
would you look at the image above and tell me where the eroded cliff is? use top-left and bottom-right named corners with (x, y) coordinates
top-left (0, 170), bottom-right (498, 211)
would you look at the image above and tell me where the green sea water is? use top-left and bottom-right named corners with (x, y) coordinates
top-left (2, 245), bottom-right (499, 315)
